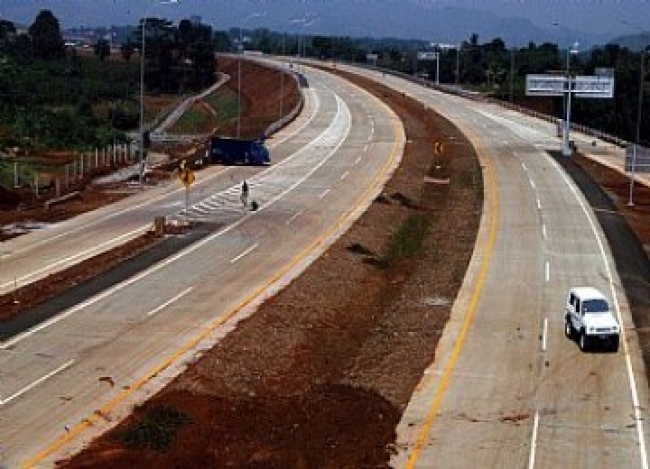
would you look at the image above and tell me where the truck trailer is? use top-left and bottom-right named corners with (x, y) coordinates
top-left (207, 136), bottom-right (270, 165)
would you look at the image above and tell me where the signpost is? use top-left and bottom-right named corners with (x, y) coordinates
top-left (526, 73), bottom-right (614, 156)
top-left (178, 162), bottom-right (195, 217)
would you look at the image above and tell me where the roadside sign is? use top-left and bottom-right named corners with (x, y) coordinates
top-left (526, 75), bottom-right (614, 98)
top-left (417, 51), bottom-right (438, 61)
top-left (434, 141), bottom-right (444, 155)
top-left (625, 145), bottom-right (650, 173)
top-left (179, 168), bottom-right (195, 187)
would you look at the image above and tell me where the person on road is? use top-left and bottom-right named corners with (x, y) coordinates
top-left (241, 180), bottom-right (249, 207)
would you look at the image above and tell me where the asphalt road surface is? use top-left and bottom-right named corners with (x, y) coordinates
top-left (325, 64), bottom-right (649, 468)
top-left (0, 67), bottom-right (405, 468)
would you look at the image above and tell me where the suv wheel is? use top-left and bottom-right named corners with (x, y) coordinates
top-left (579, 331), bottom-right (588, 351)
top-left (565, 320), bottom-right (574, 339)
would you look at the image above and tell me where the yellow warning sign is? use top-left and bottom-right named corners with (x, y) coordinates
top-left (179, 168), bottom-right (195, 187)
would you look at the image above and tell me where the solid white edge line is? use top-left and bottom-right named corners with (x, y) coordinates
top-left (230, 243), bottom-right (259, 264)
top-left (528, 410), bottom-right (540, 469)
top-left (1, 359), bottom-right (75, 406)
top-left (147, 287), bottom-right (194, 317)
top-left (551, 158), bottom-right (649, 469)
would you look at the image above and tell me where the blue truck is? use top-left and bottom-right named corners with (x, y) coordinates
top-left (206, 136), bottom-right (270, 165)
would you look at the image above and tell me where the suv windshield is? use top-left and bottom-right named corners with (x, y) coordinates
top-left (583, 299), bottom-right (609, 313)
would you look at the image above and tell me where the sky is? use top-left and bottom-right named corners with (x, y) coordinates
top-left (0, 0), bottom-right (648, 40)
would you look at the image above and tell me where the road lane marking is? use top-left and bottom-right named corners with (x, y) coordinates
top-left (230, 243), bottom-right (259, 264)
top-left (340, 171), bottom-right (350, 181)
top-left (286, 210), bottom-right (305, 226)
top-left (552, 158), bottom-right (649, 469)
top-left (528, 411), bottom-right (540, 469)
top-left (1, 359), bottom-right (74, 406)
top-left (542, 224), bottom-right (547, 241)
top-left (355, 156), bottom-right (362, 165)
top-left (536, 198), bottom-right (542, 211)
top-left (363, 144), bottom-right (368, 152)
top-left (22, 80), bottom-right (406, 468)
top-left (529, 178), bottom-right (536, 189)
top-left (319, 189), bottom-right (331, 199)
top-left (542, 318), bottom-right (548, 352)
top-left (147, 287), bottom-right (194, 317)
top-left (406, 131), bottom-right (499, 467)
top-left (545, 261), bottom-right (550, 282)
top-left (521, 162), bottom-right (528, 172)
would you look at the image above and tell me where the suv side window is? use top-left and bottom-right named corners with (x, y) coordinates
top-left (569, 293), bottom-right (575, 307)
top-left (576, 299), bottom-right (582, 315)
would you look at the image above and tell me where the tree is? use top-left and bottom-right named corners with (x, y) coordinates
top-left (120, 41), bottom-right (135, 62)
top-left (94, 38), bottom-right (111, 62)
top-left (28, 10), bottom-right (65, 60)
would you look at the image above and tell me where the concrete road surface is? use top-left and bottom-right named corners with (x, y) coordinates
top-left (327, 64), bottom-right (649, 469)
top-left (0, 67), bottom-right (405, 467)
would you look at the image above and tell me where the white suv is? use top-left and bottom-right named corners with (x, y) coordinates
top-left (565, 287), bottom-right (620, 352)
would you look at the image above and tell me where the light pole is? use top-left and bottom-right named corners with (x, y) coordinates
top-left (138, 0), bottom-right (179, 183)
top-left (628, 47), bottom-right (647, 205)
top-left (237, 12), bottom-right (264, 139)
top-left (455, 43), bottom-right (460, 87)
top-left (509, 48), bottom-right (516, 103)
top-left (623, 20), bottom-right (649, 206)
top-left (434, 51), bottom-right (440, 85)
top-left (562, 41), bottom-right (579, 157)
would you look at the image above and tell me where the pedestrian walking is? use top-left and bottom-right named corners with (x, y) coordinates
top-left (241, 180), bottom-right (249, 207)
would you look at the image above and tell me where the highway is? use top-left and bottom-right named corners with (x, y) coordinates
top-left (0, 67), bottom-right (405, 468)
top-left (326, 65), bottom-right (649, 468)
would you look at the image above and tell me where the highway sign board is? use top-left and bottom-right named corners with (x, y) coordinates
top-left (625, 145), bottom-right (650, 173)
top-left (526, 75), bottom-right (614, 98)
top-left (417, 51), bottom-right (439, 61)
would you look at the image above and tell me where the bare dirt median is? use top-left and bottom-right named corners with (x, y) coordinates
top-left (59, 70), bottom-right (483, 467)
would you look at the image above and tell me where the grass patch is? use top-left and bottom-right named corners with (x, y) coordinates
top-left (171, 106), bottom-right (214, 134)
top-left (379, 212), bottom-right (432, 268)
top-left (119, 404), bottom-right (192, 452)
top-left (202, 87), bottom-right (239, 123)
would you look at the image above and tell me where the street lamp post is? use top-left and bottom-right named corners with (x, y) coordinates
top-left (627, 47), bottom-right (648, 206)
top-left (562, 41), bottom-right (579, 157)
top-left (237, 12), bottom-right (264, 139)
top-left (435, 51), bottom-right (440, 85)
top-left (509, 48), bottom-right (515, 103)
top-left (138, 0), bottom-right (179, 184)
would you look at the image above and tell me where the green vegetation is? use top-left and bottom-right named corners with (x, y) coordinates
top-left (242, 31), bottom-right (649, 147)
top-left (0, 10), bottom-right (218, 152)
top-left (119, 404), bottom-right (192, 451)
top-left (379, 213), bottom-right (433, 268)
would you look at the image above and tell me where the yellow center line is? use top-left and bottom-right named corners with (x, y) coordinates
top-left (405, 129), bottom-right (499, 468)
top-left (23, 88), bottom-right (405, 469)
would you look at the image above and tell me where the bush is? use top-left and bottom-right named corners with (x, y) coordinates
top-left (119, 404), bottom-right (192, 451)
